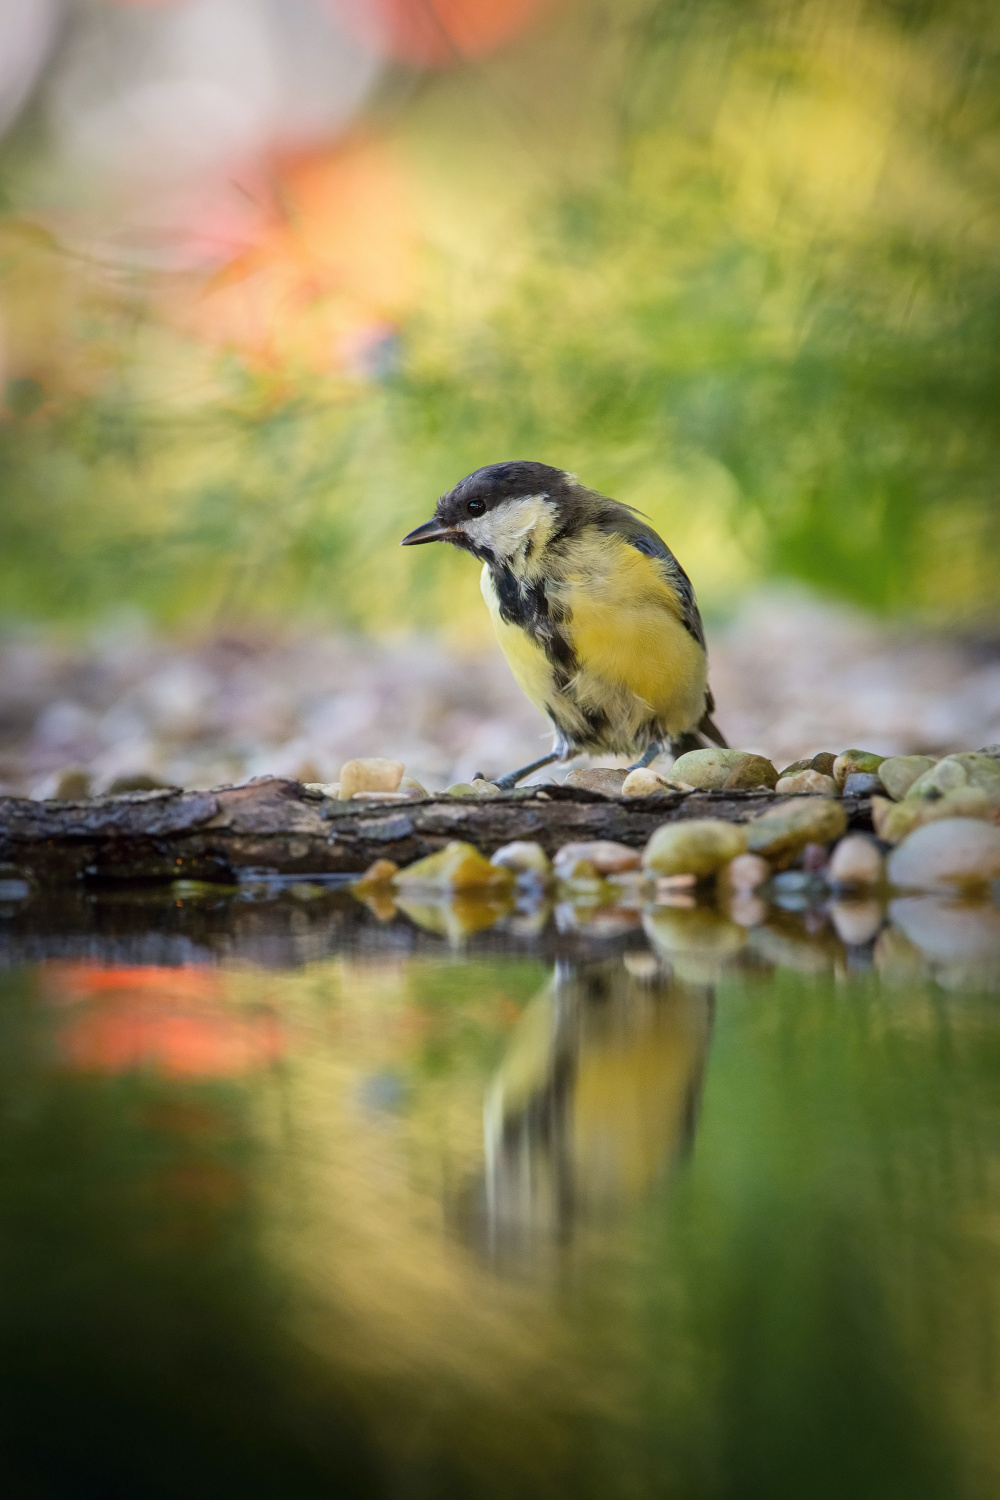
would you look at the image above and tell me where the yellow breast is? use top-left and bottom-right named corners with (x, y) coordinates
top-left (480, 530), bottom-right (708, 750)
top-left (556, 532), bottom-right (708, 738)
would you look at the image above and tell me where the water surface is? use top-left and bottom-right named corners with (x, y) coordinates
top-left (1, 879), bottom-right (999, 1498)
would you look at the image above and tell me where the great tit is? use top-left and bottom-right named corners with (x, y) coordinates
top-left (401, 461), bottom-right (726, 787)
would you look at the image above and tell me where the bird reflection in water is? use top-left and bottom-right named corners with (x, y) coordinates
top-left (479, 954), bottom-right (713, 1260)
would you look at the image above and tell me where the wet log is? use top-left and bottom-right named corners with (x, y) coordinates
top-left (0, 776), bottom-right (874, 886)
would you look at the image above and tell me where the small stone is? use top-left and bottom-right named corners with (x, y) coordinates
top-left (832, 749), bottom-right (885, 790)
top-left (842, 772), bottom-right (884, 797)
top-left (622, 768), bottom-right (672, 797)
top-left (338, 758), bottom-right (404, 800)
top-left (801, 842), bottom-right (829, 873)
top-left (564, 767), bottom-right (628, 796)
top-left (490, 841), bottom-right (553, 880)
top-left (719, 852), bottom-right (771, 891)
top-left (554, 840), bottom-right (641, 876)
top-left (643, 819), bottom-right (748, 877)
top-left (400, 777), bottom-right (428, 797)
top-left (354, 858), bottom-right (399, 886)
top-left (304, 781), bottom-right (340, 798)
top-left (557, 857), bottom-right (604, 887)
top-left (668, 748), bottom-right (778, 792)
top-left (904, 753), bottom-right (1000, 804)
top-left (747, 797), bottom-right (847, 866)
top-left (54, 767), bottom-right (92, 799)
top-left (394, 841), bottom-right (514, 892)
top-left (828, 835), bottom-right (883, 888)
top-left (722, 755), bottom-right (780, 791)
top-left (778, 753), bottom-right (837, 779)
top-left (106, 772), bottom-right (176, 794)
top-left (878, 755), bottom-right (937, 801)
top-left (886, 818), bottom-right (1000, 893)
top-left (874, 788), bottom-right (998, 844)
top-left (774, 770), bottom-right (838, 796)
top-left (829, 900), bottom-right (884, 947)
top-left (978, 744), bottom-right (1000, 761)
top-left (446, 780), bottom-right (500, 798)
top-left (655, 872), bottom-right (698, 890)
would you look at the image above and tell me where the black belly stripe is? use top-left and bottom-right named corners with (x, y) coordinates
top-left (491, 563), bottom-right (577, 679)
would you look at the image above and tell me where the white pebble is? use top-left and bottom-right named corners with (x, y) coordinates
top-left (827, 835), bottom-right (883, 887)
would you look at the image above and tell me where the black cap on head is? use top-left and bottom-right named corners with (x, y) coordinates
top-left (438, 461), bottom-right (568, 522)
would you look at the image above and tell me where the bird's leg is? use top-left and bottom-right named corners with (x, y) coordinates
top-left (493, 750), bottom-right (563, 791)
top-left (625, 740), bottom-right (663, 772)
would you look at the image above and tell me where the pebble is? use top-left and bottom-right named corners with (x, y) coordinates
top-left (564, 767), bottom-right (628, 795)
top-left (621, 768), bottom-right (672, 797)
top-left (829, 899), bottom-right (884, 946)
top-left (555, 857), bottom-right (604, 888)
top-left (339, 758), bottom-right (404, 800)
top-left (827, 834), bottom-right (883, 887)
top-left (832, 749), bottom-right (884, 789)
top-left (554, 840), bottom-right (641, 876)
top-left (446, 779), bottom-right (500, 798)
top-left (490, 841), bottom-right (553, 879)
top-left (54, 767), bottom-right (92, 800)
top-left (873, 788), bottom-right (996, 844)
top-left (886, 818), bottom-right (1000, 893)
top-left (841, 771), bottom-right (884, 797)
top-left (354, 858), bottom-right (399, 885)
top-left (801, 842), bottom-right (829, 873)
top-left (904, 753), bottom-right (1000, 804)
top-left (778, 752), bottom-right (836, 778)
top-left (877, 755), bottom-right (936, 801)
top-left (304, 781), bottom-right (340, 798)
top-left (719, 852), bottom-right (771, 890)
top-left (774, 770), bottom-right (838, 795)
top-left (107, 772), bottom-right (176, 793)
top-left (394, 841), bottom-right (514, 891)
top-left (667, 748), bottom-right (778, 791)
top-left (980, 744), bottom-right (1000, 761)
top-left (746, 797), bottom-right (847, 865)
top-left (642, 819), bottom-right (748, 877)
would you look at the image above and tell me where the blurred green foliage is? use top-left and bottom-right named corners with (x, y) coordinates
top-left (2, 0), bottom-right (1000, 634)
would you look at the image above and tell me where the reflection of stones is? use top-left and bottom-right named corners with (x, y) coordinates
top-left (479, 958), bottom-right (712, 1256)
top-left (748, 912), bottom-right (839, 974)
top-left (643, 905), bottom-right (747, 984)
top-left (887, 894), bottom-right (995, 966)
top-left (829, 899), bottom-right (884, 948)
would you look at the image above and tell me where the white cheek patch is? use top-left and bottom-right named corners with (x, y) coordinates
top-left (463, 494), bottom-right (555, 559)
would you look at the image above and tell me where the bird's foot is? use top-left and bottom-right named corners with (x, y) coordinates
top-left (625, 740), bottom-right (663, 773)
top-left (493, 748), bottom-right (574, 791)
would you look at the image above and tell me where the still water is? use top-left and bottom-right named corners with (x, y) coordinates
top-left (1, 878), bottom-right (999, 1498)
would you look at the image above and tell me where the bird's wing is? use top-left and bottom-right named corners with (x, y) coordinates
top-left (593, 510), bottom-right (706, 649)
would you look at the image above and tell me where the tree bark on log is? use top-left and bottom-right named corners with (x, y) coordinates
top-left (0, 776), bottom-right (874, 886)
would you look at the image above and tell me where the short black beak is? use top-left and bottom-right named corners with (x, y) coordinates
top-left (400, 518), bottom-right (457, 546)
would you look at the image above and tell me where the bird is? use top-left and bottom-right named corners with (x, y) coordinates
top-left (400, 461), bottom-right (726, 788)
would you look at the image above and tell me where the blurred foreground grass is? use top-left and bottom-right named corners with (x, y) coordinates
top-left (2, 0), bottom-right (1000, 639)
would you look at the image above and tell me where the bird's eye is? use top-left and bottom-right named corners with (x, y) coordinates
top-left (467, 498), bottom-right (486, 516)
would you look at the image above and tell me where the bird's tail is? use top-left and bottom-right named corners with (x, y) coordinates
top-left (698, 709), bottom-right (728, 748)
top-left (668, 701), bottom-right (728, 758)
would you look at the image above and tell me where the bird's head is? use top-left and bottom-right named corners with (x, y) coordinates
top-left (401, 461), bottom-right (577, 565)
